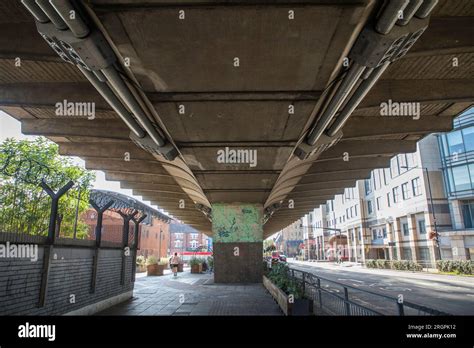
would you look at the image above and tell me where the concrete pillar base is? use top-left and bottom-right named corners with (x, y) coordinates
top-left (214, 242), bottom-right (263, 283)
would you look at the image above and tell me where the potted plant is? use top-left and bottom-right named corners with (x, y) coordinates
top-left (263, 263), bottom-right (312, 316)
top-left (160, 257), bottom-right (170, 269)
top-left (190, 257), bottom-right (202, 274)
top-left (136, 255), bottom-right (146, 273)
top-left (146, 255), bottom-right (165, 276)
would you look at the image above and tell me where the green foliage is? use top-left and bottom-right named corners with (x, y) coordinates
top-left (0, 137), bottom-right (94, 238)
top-left (436, 260), bottom-right (472, 275)
top-left (267, 263), bottom-right (304, 299)
top-left (366, 259), bottom-right (423, 272)
top-left (207, 256), bottom-right (214, 268)
top-left (189, 257), bottom-right (203, 266)
top-left (146, 255), bottom-right (158, 266)
top-left (158, 257), bottom-right (169, 266)
top-left (136, 255), bottom-right (146, 265)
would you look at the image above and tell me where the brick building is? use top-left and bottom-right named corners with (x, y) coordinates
top-left (83, 208), bottom-right (171, 259)
top-left (169, 221), bottom-right (212, 261)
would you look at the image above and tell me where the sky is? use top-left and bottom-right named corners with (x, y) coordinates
top-left (0, 110), bottom-right (169, 216)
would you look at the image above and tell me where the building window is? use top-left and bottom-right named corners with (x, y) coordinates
top-left (358, 230), bottom-right (361, 241)
top-left (190, 240), bottom-right (199, 249)
top-left (372, 229), bottom-right (377, 240)
top-left (418, 247), bottom-right (431, 262)
top-left (418, 220), bottom-right (426, 234)
top-left (174, 240), bottom-right (182, 248)
top-left (402, 248), bottom-right (412, 260)
top-left (355, 204), bottom-right (358, 216)
top-left (382, 227), bottom-right (387, 238)
top-left (402, 223), bottom-right (409, 236)
top-left (387, 192), bottom-right (391, 207)
top-left (365, 179), bottom-right (372, 195)
top-left (446, 130), bottom-right (464, 155)
top-left (190, 233), bottom-right (198, 240)
top-left (461, 200), bottom-right (474, 228)
top-left (402, 182), bottom-right (410, 200)
top-left (393, 187), bottom-right (400, 203)
top-left (412, 177), bottom-right (421, 196)
top-left (367, 200), bottom-right (373, 214)
top-left (376, 197), bottom-right (382, 210)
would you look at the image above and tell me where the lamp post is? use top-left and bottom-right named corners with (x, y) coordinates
top-left (401, 165), bottom-right (442, 261)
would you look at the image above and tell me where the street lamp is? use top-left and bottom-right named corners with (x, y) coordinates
top-left (401, 165), bottom-right (442, 260)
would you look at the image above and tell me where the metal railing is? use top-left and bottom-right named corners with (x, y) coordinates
top-left (288, 268), bottom-right (450, 316)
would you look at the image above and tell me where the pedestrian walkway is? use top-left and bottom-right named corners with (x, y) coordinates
top-left (97, 270), bottom-right (282, 316)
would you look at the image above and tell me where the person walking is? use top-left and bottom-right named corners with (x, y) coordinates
top-left (170, 252), bottom-right (181, 277)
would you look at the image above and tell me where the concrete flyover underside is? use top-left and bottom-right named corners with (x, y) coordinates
top-left (1, 0), bottom-right (473, 241)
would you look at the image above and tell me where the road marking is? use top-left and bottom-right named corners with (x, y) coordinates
top-left (337, 278), bottom-right (364, 283)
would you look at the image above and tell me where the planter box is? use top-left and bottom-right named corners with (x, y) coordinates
top-left (178, 263), bottom-right (184, 272)
top-left (263, 275), bottom-right (312, 316)
top-left (147, 264), bottom-right (165, 276)
top-left (191, 264), bottom-right (202, 274)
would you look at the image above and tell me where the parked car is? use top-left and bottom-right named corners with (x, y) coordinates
top-left (278, 254), bottom-right (287, 263)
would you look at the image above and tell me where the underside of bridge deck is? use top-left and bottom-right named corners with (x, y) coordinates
top-left (1, 0), bottom-right (473, 254)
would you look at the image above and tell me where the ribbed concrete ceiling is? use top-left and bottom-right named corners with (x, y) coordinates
top-left (0, 0), bottom-right (473, 237)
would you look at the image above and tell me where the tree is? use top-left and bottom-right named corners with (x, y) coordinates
top-left (0, 137), bottom-right (95, 239)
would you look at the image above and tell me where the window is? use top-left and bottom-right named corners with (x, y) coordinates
top-left (418, 247), bottom-right (431, 262)
top-left (368, 200), bottom-right (373, 214)
top-left (355, 204), bottom-right (358, 216)
top-left (402, 182), bottom-right (410, 200)
top-left (376, 197), bottom-right (382, 210)
top-left (190, 240), bottom-right (199, 249)
top-left (383, 168), bottom-right (389, 185)
top-left (393, 187), bottom-right (400, 203)
top-left (390, 157), bottom-right (399, 178)
top-left (418, 220), bottom-right (426, 234)
top-left (463, 127), bottom-right (474, 152)
top-left (447, 130), bottom-right (464, 155)
top-left (402, 223), bottom-right (409, 236)
top-left (402, 248), bottom-right (412, 260)
top-left (452, 165), bottom-right (471, 191)
top-left (412, 177), bottom-right (421, 196)
top-left (382, 227), bottom-right (387, 238)
top-left (387, 192), bottom-right (391, 207)
top-left (358, 230), bottom-right (361, 241)
top-left (461, 200), bottom-right (474, 228)
top-left (174, 240), bottom-right (182, 248)
top-left (399, 154), bottom-right (408, 174)
top-left (365, 179), bottom-right (372, 195)
top-left (372, 229), bottom-right (377, 240)
top-left (190, 233), bottom-right (198, 240)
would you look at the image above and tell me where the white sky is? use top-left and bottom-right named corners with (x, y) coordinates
top-left (0, 111), bottom-right (171, 216)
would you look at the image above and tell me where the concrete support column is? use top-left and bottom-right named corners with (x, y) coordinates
top-left (347, 228), bottom-right (353, 261)
top-left (393, 218), bottom-right (403, 260)
top-left (407, 214), bottom-right (419, 262)
top-left (212, 203), bottom-right (263, 283)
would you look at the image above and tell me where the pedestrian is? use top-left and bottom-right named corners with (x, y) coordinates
top-left (170, 252), bottom-right (180, 277)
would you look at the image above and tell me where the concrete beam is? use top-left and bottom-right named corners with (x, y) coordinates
top-left (360, 79), bottom-right (474, 107)
top-left (342, 116), bottom-right (453, 140)
top-left (0, 83), bottom-right (110, 109)
top-left (21, 119), bottom-right (129, 140)
top-left (58, 142), bottom-right (155, 161)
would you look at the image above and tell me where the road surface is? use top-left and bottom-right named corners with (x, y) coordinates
top-left (288, 260), bottom-right (474, 315)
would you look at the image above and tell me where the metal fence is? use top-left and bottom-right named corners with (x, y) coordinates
top-left (288, 268), bottom-right (450, 316)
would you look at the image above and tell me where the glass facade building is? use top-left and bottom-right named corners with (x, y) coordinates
top-left (439, 107), bottom-right (474, 228)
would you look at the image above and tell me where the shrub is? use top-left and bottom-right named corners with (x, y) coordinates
top-left (136, 255), bottom-right (145, 266)
top-left (436, 260), bottom-right (472, 275)
top-left (366, 259), bottom-right (377, 268)
top-left (159, 257), bottom-right (169, 266)
top-left (207, 256), bottom-right (214, 269)
top-left (189, 257), bottom-right (202, 266)
top-left (267, 263), bottom-right (305, 300)
top-left (146, 255), bottom-right (158, 266)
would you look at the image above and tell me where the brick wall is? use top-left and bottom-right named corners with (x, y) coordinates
top-left (0, 245), bottom-right (133, 315)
